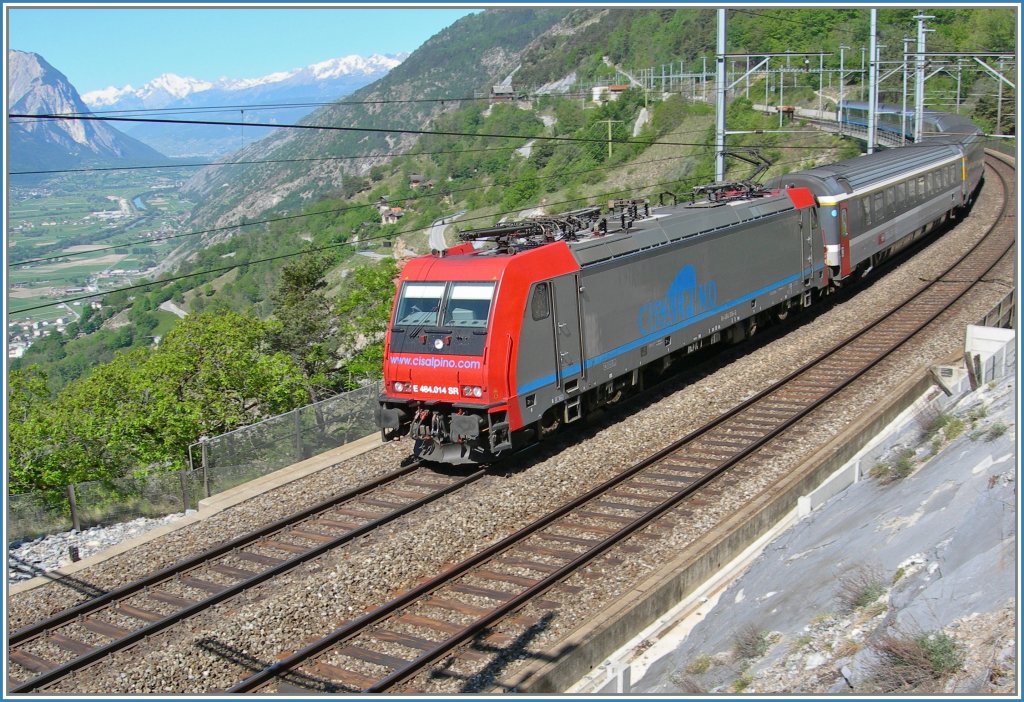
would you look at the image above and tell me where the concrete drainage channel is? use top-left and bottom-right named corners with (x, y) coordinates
top-left (502, 314), bottom-right (1016, 694)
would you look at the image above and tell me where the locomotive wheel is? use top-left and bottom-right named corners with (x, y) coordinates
top-left (775, 304), bottom-right (790, 322)
top-left (746, 316), bottom-right (758, 337)
top-left (539, 408), bottom-right (561, 438)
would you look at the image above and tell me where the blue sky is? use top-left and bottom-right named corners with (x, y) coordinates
top-left (7, 6), bottom-right (481, 93)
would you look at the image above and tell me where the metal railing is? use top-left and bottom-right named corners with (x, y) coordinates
top-left (188, 381), bottom-right (382, 499)
top-left (8, 471), bottom-right (201, 545)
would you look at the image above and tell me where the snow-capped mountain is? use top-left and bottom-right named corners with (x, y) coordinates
top-left (8, 50), bottom-right (168, 172)
top-left (79, 54), bottom-right (406, 156)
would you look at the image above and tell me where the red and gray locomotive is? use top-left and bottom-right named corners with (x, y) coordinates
top-left (375, 111), bottom-right (984, 464)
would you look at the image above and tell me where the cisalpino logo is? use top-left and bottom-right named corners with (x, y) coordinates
top-left (637, 264), bottom-right (717, 335)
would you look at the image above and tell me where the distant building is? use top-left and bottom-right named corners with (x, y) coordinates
top-left (593, 84), bottom-right (631, 103)
top-left (491, 85), bottom-right (515, 102)
top-left (381, 207), bottom-right (404, 225)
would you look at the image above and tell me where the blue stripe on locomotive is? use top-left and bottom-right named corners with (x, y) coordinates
top-left (518, 265), bottom-right (819, 394)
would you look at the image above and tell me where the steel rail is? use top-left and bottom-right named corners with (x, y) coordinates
top-left (10, 464), bottom-right (486, 693)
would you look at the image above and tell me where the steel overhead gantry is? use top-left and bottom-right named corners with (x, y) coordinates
top-left (713, 49), bottom-right (831, 181)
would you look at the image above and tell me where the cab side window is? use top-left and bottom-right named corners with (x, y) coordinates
top-left (532, 282), bottom-right (551, 321)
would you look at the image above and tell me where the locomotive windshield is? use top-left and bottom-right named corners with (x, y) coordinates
top-left (442, 283), bottom-right (495, 327)
top-left (395, 283), bottom-right (444, 325)
top-left (394, 282), bottom-right (495, 328)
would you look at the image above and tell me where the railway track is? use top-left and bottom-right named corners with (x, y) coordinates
top-left (9, 155), bottom-right (1013, 695)
top-left (7, 464), bottom-right (485, 692)
top-left (220, 156), bottom-right (1015, 694)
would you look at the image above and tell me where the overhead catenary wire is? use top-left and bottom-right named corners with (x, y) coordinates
top-left (6, 112), bottom-right (864, 154)
top-left (9, 123), bottom-right (725, 176)
top-left (11, 154), bottom-right (826, 314)
top-left (10, 125), bottom-right (841, 267)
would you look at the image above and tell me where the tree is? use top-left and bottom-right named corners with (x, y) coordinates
top-left (335, 258), bottom-right (398, 386)
top-left (6, 312), bottom-right (309, 493)
top-left (269, 252), bottom-right (344, 403)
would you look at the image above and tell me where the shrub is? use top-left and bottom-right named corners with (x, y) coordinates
top-left (868, 630), bottom-right (964, 692)
top-left (835, 564), bottom-right (887, 612)
top-left (733, 624), bottom-right (773, 660)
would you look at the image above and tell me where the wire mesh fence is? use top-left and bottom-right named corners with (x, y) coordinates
top-left (7, 471), bottom-right (201, 545)
top-left (7, 382), bottom-right (382, 546)
top-left (193, 382), bottom-right (381, 497)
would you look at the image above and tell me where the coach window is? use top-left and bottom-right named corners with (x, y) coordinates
top-left (861, 197), bottom-right (871, 227)
top-left (897, 182), bottom-right (906, 210)
top-left (873, 193), bottom-right (884, 220)
top-left (531, 282), bottom-right (551, 321)
top-left (908, 178), bottom-right (916, 202)
top-left (885, 187), bottom-right (895, 216)
top-left (918, 175), bottom-right (927, 197)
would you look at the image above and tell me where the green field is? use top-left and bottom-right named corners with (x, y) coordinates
top-left (7, 171), bottom-right (194, 325)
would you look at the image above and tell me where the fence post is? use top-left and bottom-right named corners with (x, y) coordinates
top-left (201, 440), bottom-right (211, 498)
top-left (66, 483), bottom-right (81, 532)
top-left (294, 407), bottom-right (304, 462)
top-left (180, 470), bottom-right (190, 514)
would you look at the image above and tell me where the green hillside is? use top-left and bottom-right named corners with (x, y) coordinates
top-left (9, 6), bottom-right (1014, 495)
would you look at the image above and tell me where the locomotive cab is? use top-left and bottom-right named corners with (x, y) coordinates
top-left (376, 238), bottom-right (581, 464)
top-left (377, 278), bottom-right (501, 463)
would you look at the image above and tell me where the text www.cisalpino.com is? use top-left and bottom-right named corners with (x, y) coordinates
top-left (389, 355), bottom-right (482, 370)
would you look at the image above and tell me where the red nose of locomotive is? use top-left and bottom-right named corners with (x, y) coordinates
top-left (376, 240), bottom-right (581, 463)
top-left (376, 252), bottom-right (508, 463)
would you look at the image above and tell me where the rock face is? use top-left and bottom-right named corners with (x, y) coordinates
top-left (8, 50), bottom-right (168, 171)
top-left (635, 374), bottom-right (1018, 695)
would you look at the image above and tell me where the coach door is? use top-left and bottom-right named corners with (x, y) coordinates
top-left (799, 208), bottom-right (816, 286)
top-left (551, 274), bottom-right (584, 393)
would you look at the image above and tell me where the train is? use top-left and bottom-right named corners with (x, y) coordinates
top-left (375, 110), bottom-right (985, 464)
top-left (838, 100), bottom-right (919, 141)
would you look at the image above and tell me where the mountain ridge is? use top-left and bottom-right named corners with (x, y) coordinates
top-left (81, 53), bottom-right (408, 107)
top-left (180, 8), bottom-right (572, 231)
top-left (8, 49), bottom-right (169, 171)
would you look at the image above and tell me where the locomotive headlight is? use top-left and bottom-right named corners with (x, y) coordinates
top-left (393, 381), bottom-right (406, 393)
top-left (462, 385), bottom-right (484, 398)
top-left (473, 387), bottom-right (483, 398)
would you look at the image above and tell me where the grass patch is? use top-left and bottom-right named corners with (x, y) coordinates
top-left (835, 564), bottom-right (887, 612)
top-left (966, 404), bottom-right (988, 425)
top-left (867, 630), bottom-right (965, 692)
top-left (834, 638), bottom-right (864, 658)
top-left (684, 654), bottom-right (712, 675)
top-left (732, 672), bottom-right (754, 692)
top-left (789, 633), bottom-right (813, 653)
top-left (869, 448), bottom-right (917, 484)
top-left (985, 421), bottom-right (1008, 441)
